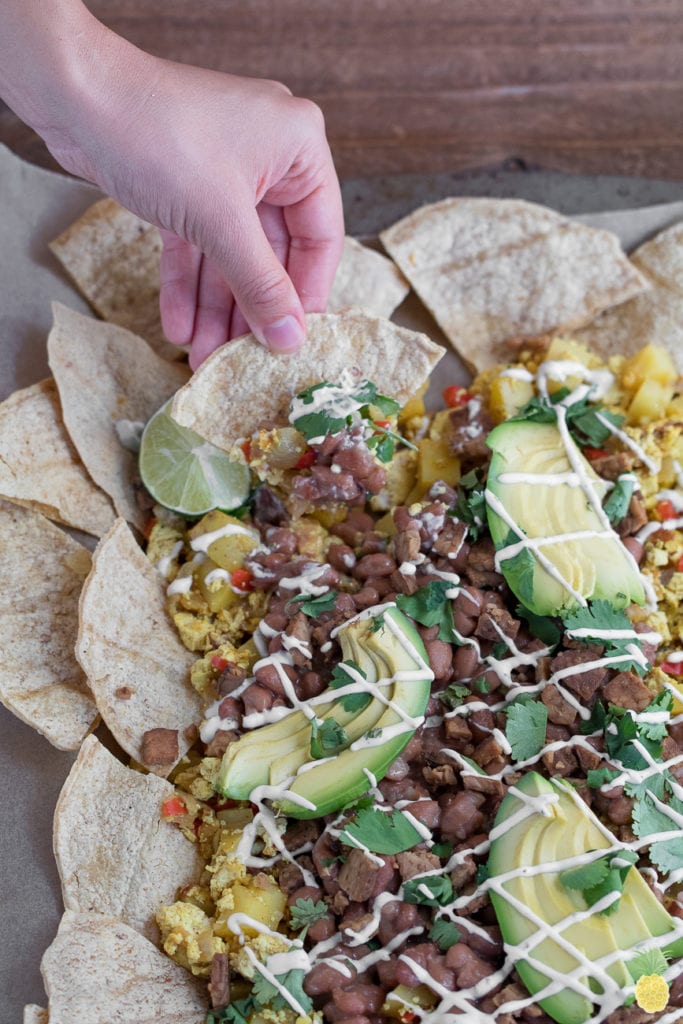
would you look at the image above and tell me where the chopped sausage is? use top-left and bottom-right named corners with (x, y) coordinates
top-left (208, 953), bottom-right (230, 1010)
top-left (141, 727), bottom-right (179, 767)
top-left (601, 670), bottom-right (654, 712)
top-left (337, 848), bottom-right (382, 902)
top-left (396, 850), bottom-right (442, 881)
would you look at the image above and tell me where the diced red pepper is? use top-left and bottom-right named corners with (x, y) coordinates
top-left (240, 440), bottom-right (252, 461)
top-left (212, 797), bottom-right (239, 811)
top-left (231, 568), bottom-right (253, 592)
top-left (657, 499), bottom-right (678, 522)
top-left (398, 1011), bottom-right (419, 1024)
top-left (210, 655), bottom-right (230, 672)
top-left (660, 660), bottom-right (683, 676)
top-left (161, 796), bottom-right (186, 818)
top-left (443, 385), bottom-right (472, 409)
top-left (677, 554), bottom-right (683, 573)
top-left (295, 449), bottom-right (316, 470)
top-left (374, 419), bottom-right (391, 429)
top-left (142, 516), bottom-right (157, 540)
top-left (583, 447), bottom-right (609, 461)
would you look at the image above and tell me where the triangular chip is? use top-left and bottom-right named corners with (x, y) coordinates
top-left (329, 236), bottom-right (409, 317)
top-left (0, 499), bottom-right (97, 749)
top-left (76, 518), bottom-right (200, 774)
top-left (49, 197), bottom-right (180, 360)
top-left (576, 220), bottom-right (683, 372)
top-left (23, 1008), bottom-right (48, 1024)
top-left (54, 735), bottom-right (203, 941)
top-left (47, 303), bottom-right (190, 530)
top-left (171, 309), bottom-right (444, 450)
top-left (41, 911), bottom-right (207, 1024)
top-left (379, 197), bottom-right (649, 371)
top-left (0, 378), bottom-right (114, 537)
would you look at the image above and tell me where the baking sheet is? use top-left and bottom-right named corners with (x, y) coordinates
top-left (0, 140), bottom-right (681, 1022)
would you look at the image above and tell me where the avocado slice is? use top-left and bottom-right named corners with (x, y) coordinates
top-left (488, 772), bottom-right (683, 1024)
top-left (485, 420), bottom-right (644, 616)
top-left (215, 606), bottom-right (432, 818)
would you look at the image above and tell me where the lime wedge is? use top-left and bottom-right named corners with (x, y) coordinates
top-left (139, 401), bottom-right (250, 516)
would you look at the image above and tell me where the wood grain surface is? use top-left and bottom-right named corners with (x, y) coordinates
top-left (2, 0), bottom-right (682, 180)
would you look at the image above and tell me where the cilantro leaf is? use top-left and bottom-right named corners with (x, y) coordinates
top-left (632, 793), bottom-right (683, 875)
top-left (396, 580), bottom-right (457, 643)
top-left (289, 590), bottom-right (339, 616)
top-left (597, 693), bottom-right (672, 773)
top-left (515, 604), bottom-right (561, 648)
top-left (252, 968), bottom-right (313, 1014)
top-left (505, 699), bottom-right (548, 761)
top-left (330, 660), bottom-right (372, 713)
top-left (430, 840), bottom-right (453, 858)
top-left (587, 767), bottom-right (621, 789)
top-left (403, 874), bottom-right (454, 906)
top-left (451, 470), bottom-right (487, 541)
top-left (429, 919), bottom-right (461, 951)
top-left (562, 600), bottom-right (649, 675)
top-left (207, 997), bottom-right (254, 1024)
top-left (354, 380), bottom-right (401, 418)
top-left (367, 432), bottom-right (395, 463)
top-left (515, 390), bottom-right (624, 447)
top-left (310, 718), bottom-right (349, 760)
top-left (498, 530), bottom-right (536, 608)
top-left (603, 474), bottom-right (636, 526)
top-left (438, 682), bottom-right (470, 710)
top-left (340, 807), bottom-right (423, 855)
top-left (290, 897), bottom-right (329, 934)
top-left (559, 849), bottom-right (638, 915)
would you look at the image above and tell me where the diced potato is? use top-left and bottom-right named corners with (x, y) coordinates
top-left (416, 436), bottom-right (460, 493)
top-left (382, 983), bottom-right (438, 1018)
top-left (621, 344), bottom-right (678, 393)
top-left (489, 374), bottom-right (534, 423)
top-left (311, 505), bottom-right (347, 530)
top-left (292, 515), bottom-right (328, 559)
top-left (666, 395), bottom-right (683, 419)
top-left (398, 383), bottom-right (427, 425)
top-left (194, 558), bottom-right (241, 613)
top-left (230, 875), bottom-right (287, 933)
top-left (546, 336), bottom-right (603, 369)
top-left (189, 510), bottom-right (259, 571)
top-left (428, 408), bottom-right (453, 444)
top-left (216, 806), bottom-right (254, 830)
top-left (370, 448), bottom-right (418, 512)
top-left (627, 379), bottom-right (675, 425)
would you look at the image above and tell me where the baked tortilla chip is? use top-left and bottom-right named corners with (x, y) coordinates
top-left (23, 1008), bottom-right (48, 1024)
top-left (171, 309), bottom-right (444, 450)
top-left (0, 499), bottom-right (97, 749)
top-left (54, 735), bottom-right (203, 941)
top-left (379, 197), bottom-right (649, 371)
top-left (329, 236), bottom-right (409, 317)
top-left (41, 911), bottom-right (207, 1024)
top-left (76, 518), bottom-right (200, 774)
top-left (0, 378), bottom-right (114, 537)
top-left (47, 303), bottom-right (190, 530)
top-left (49, 197), bottom-right (180, 360)
top-left (576, 221), bottom-right (683, 373)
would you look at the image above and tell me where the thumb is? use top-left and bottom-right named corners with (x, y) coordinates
top-left (208, 204), bottom-right (306, 353)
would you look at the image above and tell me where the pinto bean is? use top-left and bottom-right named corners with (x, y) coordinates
top-left (353, 586), bottom-right (380, 609)
top-left (305, 960), bottom-right (356, 997)
top-left (439, 791), bottom-right (486, 842)
top-left (402, 798), bottom-right (441, 830)
top-left (453, 644), bottom-right (480, 680)
top-left (254, 661), bottom-right (296, 696)
top-left (328, 542), bottom-right (357, 573)
top-left (378, 899), bottom-right (423, 946)
top-left (241, 683), bottom-right (274, 715)
top-left (425, 638), bottom-right (453, 681)
top-left (395, 942), bottom-right (455, 990)
top-left (353, 553), bottom-right (396, 580)
top-left (330, 983), bottom-right (385, 1017)
top-left (299, 671), bottom-right (325, 699)
top-left (265, 527), bottom-right (297, 555)
top-left (446, 942), bottom-right (495, 988)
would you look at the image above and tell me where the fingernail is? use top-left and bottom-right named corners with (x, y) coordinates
top-left (258, 316), bottom-right (305, 353)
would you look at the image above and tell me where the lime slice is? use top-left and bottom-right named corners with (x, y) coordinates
top-left (139, 401), bottom-right (250, 516)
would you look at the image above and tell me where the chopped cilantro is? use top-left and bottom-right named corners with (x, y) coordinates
top-left (370, 614), bottom-right (385, 633)
top-left (340, 807), bottom-right (423, 855)
top-left (290, 897), bottom-right (329, 935)
top-left (561, 600), bottom-right (649, 675)
top-left (367, 431), bottom-right (395, 463)
top-left (505, 698), bottom-right (548, 762)
top-left (515, 603), bottom-right (561, 648)
top-left (207, 997), bottom-right (254, 1024)
top-left (560, 848), bottom-right (638, 915)
top-left (438, 682), bottom-right (470, 710)
top-left (330, 660), bottom-right (372, 713)
top-left (251, 967), bottom-right (313, 1014)
top-left (451, 468), bottom-right (488, 541)
top-left (476, 862), bottom-right (491, 885)
top-left (587, 767), bottom-right (621, 789)
top-left (492, 641), bottom-right (510, 660)
top-left (498, 529), bottom-right (536, 608)
top-left (431, 840), bottom-right (453, 858)
top-left (632, 792), bottom-right (683, 875)
top-left (429, 918), bottom-right (461, 951)
top-left (289, 590), bottom-right (338, 616)
top-left (515, 389), bottom-right (624, 447)
top-left (472, 676), bottom-right (491, 694)
top-left (603, 474), bottom-right (636, 526)
top-left (309, 718), bottom-right (349, 760)
top-left (403, 874), bottom-right (454, 907)
top-left (354, 380), bottom-right (401, 418)
top-left (587, 692), bottom-right (673, 773)
top-left (396, 580), bottom-right (457, 643)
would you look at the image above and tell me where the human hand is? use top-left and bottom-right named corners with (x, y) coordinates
top-left (40, 20), bottom-right (344, 369)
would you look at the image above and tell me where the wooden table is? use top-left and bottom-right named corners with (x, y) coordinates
top-left (1, 0), bottom-right (682, 182)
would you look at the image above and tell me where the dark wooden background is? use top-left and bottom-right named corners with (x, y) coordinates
top-left (2, 0), bottom-right (683, 181)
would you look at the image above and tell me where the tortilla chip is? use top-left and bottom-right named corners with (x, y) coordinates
top-left (47, 303), bottom-right (190, 531)
top-left (49, 197), bottom-right (180, 361)
top-left (41, 910), bottom-right (207, 1023)
top-left (379, 197), bottom-right (649, 372)
top-left (23, 1008), bottom-right (48, 1024)
top-left (576, 221), bottom-right (683, 372)
top-left (54, 735), bottom-right (203, 941)
top-left (0, 499), bottom-right (97, 749)
top-left (329, 236), bottom-right (409, 317)
top-left (76, 518), bottom-right (200, 775)
top-left (171, 309), bottom-right (444, 450)
top-left (0, 378), bottom-right (115, 537)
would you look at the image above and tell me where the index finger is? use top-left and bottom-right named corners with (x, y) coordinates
top-left (281, 160), bottom-right (345, 314)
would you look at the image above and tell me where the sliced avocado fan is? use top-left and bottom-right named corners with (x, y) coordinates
top-left (214, 606), bottom-right (432, 819)
top-left (486, 420), bottom-right (644, 616)
top-left (488, 772), bottom-right (683, 1024)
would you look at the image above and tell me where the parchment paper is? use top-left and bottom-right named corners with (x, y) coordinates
top-left (0, 141), bottom-right (681, 1023)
